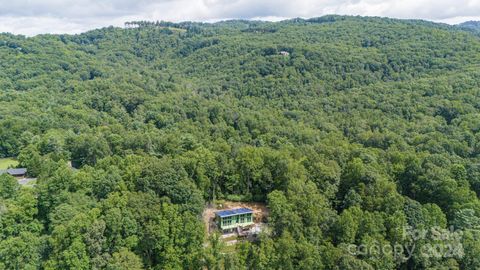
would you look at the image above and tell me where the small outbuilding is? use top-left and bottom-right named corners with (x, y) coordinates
top-left (215, 208), bottom-right (254, 231)
top-left (0, 168), bottom-right (27, 178)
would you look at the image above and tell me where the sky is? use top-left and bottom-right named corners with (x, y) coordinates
top-left (0, 0), bottom-right (479, 36)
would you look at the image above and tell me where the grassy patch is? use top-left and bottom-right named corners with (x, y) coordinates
top-left (222, 235), bottom-right (238, 242)
top-left (0, 158), bottom-right (19, 169)
top-left (220, 243), bottom-right (238, 254)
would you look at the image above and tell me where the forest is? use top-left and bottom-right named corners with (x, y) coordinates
top-left (459, 21), bottom-right (480, 32)
top-left (0, 15), bottom-right (480, 269)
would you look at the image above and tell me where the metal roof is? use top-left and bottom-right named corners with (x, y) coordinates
top-left (0, 168), bottom-right (27, 176)
top-left (215, 208), bottom-right (253, 218)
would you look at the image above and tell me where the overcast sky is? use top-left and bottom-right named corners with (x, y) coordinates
top-left (1, 0), bottom-right (479, 36)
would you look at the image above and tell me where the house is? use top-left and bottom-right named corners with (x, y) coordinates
top-left (215, 208), bottom-right (254, 232)
top-left (0, 168), bottom-right (27, 178)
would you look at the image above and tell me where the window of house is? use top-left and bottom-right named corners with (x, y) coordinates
top-left (223, 216), bottom-right (233, 226)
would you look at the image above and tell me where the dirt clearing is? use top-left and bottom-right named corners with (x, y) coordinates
top-left (203, 200), bottom-right (269, 235)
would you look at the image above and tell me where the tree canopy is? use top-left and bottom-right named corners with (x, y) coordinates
top-left (0, 15), bottom-right (480, 269)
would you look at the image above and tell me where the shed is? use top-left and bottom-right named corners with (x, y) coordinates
top-left (0, 168), bottom-right (27, 178)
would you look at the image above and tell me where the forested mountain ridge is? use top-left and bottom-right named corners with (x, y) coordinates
top-left (458, 21), bottom-right (480, 31)
top-left (0, 15), bottom-right (480, 269)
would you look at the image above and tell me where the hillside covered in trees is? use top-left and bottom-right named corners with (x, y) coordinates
top-left (458, 21), bottom-right (480, 31)
top-left (0, 15), bottom-right (480, 269)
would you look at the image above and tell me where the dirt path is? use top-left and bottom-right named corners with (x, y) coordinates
top-left (203, 204), bottom-right (217, 235)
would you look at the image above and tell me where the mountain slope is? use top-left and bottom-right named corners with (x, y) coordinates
top-left (459, 20), bottom-right (480, 30)
top-left (0, 16), bottom-right (480, 269)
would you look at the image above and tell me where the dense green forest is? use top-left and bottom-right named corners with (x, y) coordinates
top-left (0, 15), bottom-right (480, 269)
top-left (458, 21), bottom-right (480, 32)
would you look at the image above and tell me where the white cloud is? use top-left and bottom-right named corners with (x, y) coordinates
top-left (0, 0), bottom-right (479, 36)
